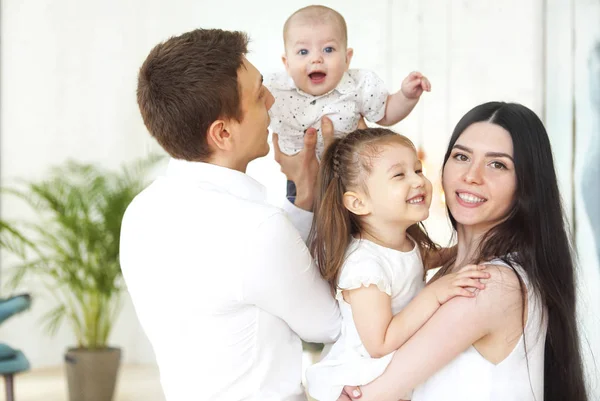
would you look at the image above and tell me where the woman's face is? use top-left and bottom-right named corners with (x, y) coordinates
top-left (442, 122), bottom-right (517, 234)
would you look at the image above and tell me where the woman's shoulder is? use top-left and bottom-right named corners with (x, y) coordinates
top-left (483, 259), bottom-right (545, 324)
top-left (484, 263), bottom-right (522, 286)
top-left (483, 257), bottom-right (530, 292)
top-left (470, 260), bottom-right (528, 319)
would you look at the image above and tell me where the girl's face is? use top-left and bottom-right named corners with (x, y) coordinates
top-left (353, 140), bottom-right (432, 227)
top-left (442, 122), bottom-right (517, 234)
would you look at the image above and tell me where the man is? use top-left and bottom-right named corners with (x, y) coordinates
top-left (120, 29), bottom-right (341, 400)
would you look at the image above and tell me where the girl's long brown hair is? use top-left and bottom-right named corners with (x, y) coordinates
top-left (308, 128), bottom-right (438, 295)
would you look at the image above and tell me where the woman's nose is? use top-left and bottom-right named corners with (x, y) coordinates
top-left (464, 163), bottom-right (483, 184)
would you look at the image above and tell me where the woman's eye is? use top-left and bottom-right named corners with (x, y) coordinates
top-left (415, 169), bottom-right (423, 174)
top-left (453, 153), bottom-right (468, 162)
top-left (490, 161), bottom-right (507, 170)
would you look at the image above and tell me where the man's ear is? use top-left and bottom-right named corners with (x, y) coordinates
top-left (206, 119), bottom-right (232, 152)
top-left (343, 190), bottom-right (370, 216)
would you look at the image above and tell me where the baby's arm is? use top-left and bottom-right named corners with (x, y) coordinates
top-left (377, 72), bottom-right (431, 126)
top-left (346, 264), bottom-right (488, 358)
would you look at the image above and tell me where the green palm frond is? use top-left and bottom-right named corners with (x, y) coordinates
top-left (0, 154), bottom-right (164, 349)
top-left (42, 304), bottom-right (68, 337)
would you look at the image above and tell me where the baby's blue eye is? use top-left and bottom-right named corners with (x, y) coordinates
top-left (324, 47), bottom-right (334, 53)
top-left (298, 49), bottom-right (308, 55)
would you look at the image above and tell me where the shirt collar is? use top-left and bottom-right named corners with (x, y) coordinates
top-left (165, 158), bottom-right (267, 203)
top-left (268, 71), bottom-right (356, 98)
top-left (334, 71), bottom-right (356, 94)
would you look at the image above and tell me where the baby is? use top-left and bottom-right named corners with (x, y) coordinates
top-left (266, 5), bottom-right (431, 161)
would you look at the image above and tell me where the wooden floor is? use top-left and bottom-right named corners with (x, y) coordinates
top-left (1, 365), bottom-right (165, 401)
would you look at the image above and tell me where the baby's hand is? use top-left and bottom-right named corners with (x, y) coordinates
top-left (400, 71), bottom-right (431, 99)
top-left (427, 264), bottom-right (490, 305)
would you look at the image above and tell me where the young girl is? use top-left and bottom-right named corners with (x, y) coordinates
top-left (305, 128), bottom-right (490, 401)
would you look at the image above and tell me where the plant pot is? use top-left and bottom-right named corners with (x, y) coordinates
top-left (64, 347), bottom-right (121, 401)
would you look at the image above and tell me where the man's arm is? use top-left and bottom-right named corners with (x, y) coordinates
top-left (272, 117), bottom-right (334, 241)
top-left (242, 211), bottom-right (341, 343)
top-left (280, 200), bottom-right (313, 243)
top-left (273, 116), bottom-right (367, 241)
top-left (272, 129), bottom-right (320, 241)
top-left (273, 117), bottom-right (335, 211)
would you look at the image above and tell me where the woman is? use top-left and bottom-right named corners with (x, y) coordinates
top-left (341, 102), bottom-right (588, 400)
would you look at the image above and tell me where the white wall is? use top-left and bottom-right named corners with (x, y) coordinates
top-left (3, 0), bottom-right (591, 376)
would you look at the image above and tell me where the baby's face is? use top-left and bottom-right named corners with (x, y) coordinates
top-left (283, 22), bottom-right (352, 96)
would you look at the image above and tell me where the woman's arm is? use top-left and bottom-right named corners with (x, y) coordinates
top-left (354, 266), bottom-right (521, 401)
top-left (347, 265), bottom-right (489, 358)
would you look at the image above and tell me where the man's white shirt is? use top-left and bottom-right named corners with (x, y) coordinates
top-left (120, 158), bottom-right (341, 401)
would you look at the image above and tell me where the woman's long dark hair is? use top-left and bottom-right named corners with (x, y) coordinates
top-left (438, 102), bottom-right (587, 400)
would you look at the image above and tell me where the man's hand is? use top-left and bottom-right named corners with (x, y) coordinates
top-left (273, 116), bottom-right (335, 211)
top-left (400, 71), bottom-right (431, 100)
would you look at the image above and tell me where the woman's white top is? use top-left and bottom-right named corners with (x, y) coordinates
top-left (306, 238), bottom-right (425, 401)
top-left (412, 259), bottom-right (547, 401)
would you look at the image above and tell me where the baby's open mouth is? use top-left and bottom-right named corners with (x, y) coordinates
top-left (309, 72), bottom-right (327, 83)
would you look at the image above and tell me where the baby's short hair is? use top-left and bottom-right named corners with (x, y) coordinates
top-left (283, 5), bottom-right (348, 48)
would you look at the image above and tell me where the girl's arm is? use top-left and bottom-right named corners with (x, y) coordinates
top-left (347, 265), bottom-right (489, 358)
top-left (354, 265), bottom-right (522, 401)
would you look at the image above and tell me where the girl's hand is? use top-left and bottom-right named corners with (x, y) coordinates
top-left (427, 264), bottom-right (490, 305)
top-left (337, 385), bottom-right (362, 400)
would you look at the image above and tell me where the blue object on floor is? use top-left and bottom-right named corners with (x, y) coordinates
top-left (0, 294), bottom-right (32, 401)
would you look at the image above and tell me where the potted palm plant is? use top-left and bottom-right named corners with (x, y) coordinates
top-left (0, 155), bottom-right (163, 401)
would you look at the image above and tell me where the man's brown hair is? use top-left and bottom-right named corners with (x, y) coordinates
top-left (137, 29), bottom-right (249, 161)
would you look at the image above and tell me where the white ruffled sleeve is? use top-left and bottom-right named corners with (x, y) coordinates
top-left (335, 255), bottom-right (392, 300)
